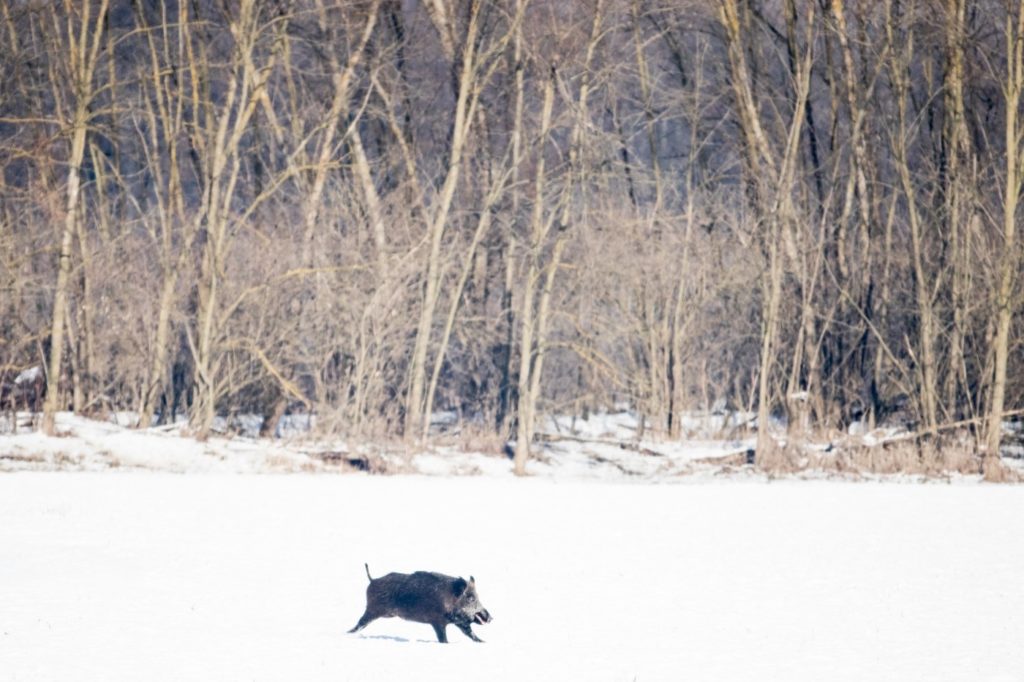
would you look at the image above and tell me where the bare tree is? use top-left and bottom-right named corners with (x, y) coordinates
top-left (0, 0), bottom-right (1020, 478)
top-left (719, 0), bottom-right (815, 464)
top-left (513, 0), bottom-right (605, 475)
top-left (41, 0), bottom-right (110, 435)
top-left (404, 0), bottom-right (527, 440)
top-left (985, 0), bottom-right (1024, 480)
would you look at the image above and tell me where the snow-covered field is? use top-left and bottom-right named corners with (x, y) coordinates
top-left (2, 473), bottom-right (1022, 682)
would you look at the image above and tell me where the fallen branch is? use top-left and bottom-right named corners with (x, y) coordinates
top-left (851, 409), bottom-right (1024, 449)
top-left (536, 431), bottom-right (665, 457)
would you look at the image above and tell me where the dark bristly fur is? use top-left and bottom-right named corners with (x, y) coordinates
top-left (348, 565), bottom-right (493, 643)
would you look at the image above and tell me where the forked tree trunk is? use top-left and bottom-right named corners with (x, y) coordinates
top-left (886, 0), bottom-right (938, 436)
top-left (719, 0), bottom-right (814, 467)
top-left (405, 0), bottom-right (483, 440)
top-left (187, 0), bottom-right (285, 440)
top-left (42, 0), bottom-right (110, 435)
top-left (422, 163), bottom-right (512, 441)
top-left (513, 0), bottom-right (603, 475)
top-left (135, 0), bottom-right (193, 429)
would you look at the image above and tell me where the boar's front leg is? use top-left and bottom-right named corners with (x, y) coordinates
top-left (454, 621), bottom-right (484, 643)
top-left (431, 622), bottom-right (449, 643)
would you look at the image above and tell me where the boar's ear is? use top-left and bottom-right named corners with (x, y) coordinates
top-left (452, 577), bottom-right (468, 597)
top-left (470, 576), bottom-right (475, 585)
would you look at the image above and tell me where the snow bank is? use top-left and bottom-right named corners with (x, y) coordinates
top-left (2, 410), bottom-right (1020, 480)
top-left (0, 412), bottom-right (757, 479)
top-left (0, 413), bottom-right (325, 474)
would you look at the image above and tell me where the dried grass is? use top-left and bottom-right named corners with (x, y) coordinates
top-left (454, 426), bottom-right (509, 457)
top-left (758, 430), bottom-right (991, 478)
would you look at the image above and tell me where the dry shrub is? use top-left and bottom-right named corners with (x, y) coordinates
top-left (751, 428), bottom-right (992, 478)
top-left (53, 451), bottom-right (81, 468)
top-left (453, 425), bottom-right (509, 457)
top-left (755, 438), bottom-right (803, 473)
top-left (820, 434), bottom-right (982, 477)
top-left (422, 420), bottom-right (510, 457)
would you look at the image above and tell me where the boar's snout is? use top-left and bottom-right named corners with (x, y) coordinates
top-left (473, 609), bottom-right (492, 625)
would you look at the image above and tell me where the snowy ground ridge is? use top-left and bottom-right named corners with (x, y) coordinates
top-left (0, 411), bottom-right (1020, 482)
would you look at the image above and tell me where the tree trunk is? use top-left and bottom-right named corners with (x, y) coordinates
top-left (942, 0), bottom-right (970, 418)
top-left (422, 167), bottom-right (509, 441)
top-left (405, 0), bottom-right (483, 440)
top-left (513, 0), bottom-right (603, 474)
top-left (139, 253), bottom-right (185, 429)
top-left (512, 73), bottom-right (557, 476)
top-left (985, 1), bottom-right (1024, 480)
top-left (41, 118), bottom-right (82, 435)
top-left (41, 0), bottom-right (110, 434)
top-left (886, 0), bottom-right (938, 436)
top-left (719, 0), bottom-right (814, 466)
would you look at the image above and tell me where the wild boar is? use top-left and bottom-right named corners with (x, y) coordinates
top-left (348, 564), bottom-right (493, 643)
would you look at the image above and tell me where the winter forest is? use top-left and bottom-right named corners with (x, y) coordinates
top-left (3, 0), bottom-right (1024, 479)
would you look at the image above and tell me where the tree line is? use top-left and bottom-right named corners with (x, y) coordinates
top-left (0, 0), bottom-right (1021, 477)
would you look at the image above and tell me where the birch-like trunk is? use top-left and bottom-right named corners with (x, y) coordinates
top-left (422, 159), bottom-right (514, 441)
top-left (404, 0), bottom-right (482, 440)
top-left (942, 0), bottom-right (970, 417)
top-left (405, 0), bottom-right (526, 438)
top-left (985, 0), bottom-right (1024, 480)
top-left (886, 0), bottom-right (938, 435)
top-left (513, 0), bottom-right (604, 474)
top-left (41, 0), bottom-right (110, 435)
top-left (719, 0), bottom-right (814, 465)
top-left (136, 0), bottom-right (192, 428)
top-left (512, 74), bottom-right (556, 476)
top-left (189, 0), bottom-right (281, 439)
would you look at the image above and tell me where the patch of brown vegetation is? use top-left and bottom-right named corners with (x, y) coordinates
top-left (756, 433), bottom-right (993, 478)
top-left (451, 426), bottom-right (508, 457)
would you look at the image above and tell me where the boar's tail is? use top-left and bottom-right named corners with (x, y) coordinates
top-left (364, 563), bottom-right (373, 582)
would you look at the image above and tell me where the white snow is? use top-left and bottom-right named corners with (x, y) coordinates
top-left (0, 474), bottom-right (1022, 682)
top-left (13, 366), bottom-right (41, 384)
top-left (0, 412), bottom-right (758, 479)
top-left (0, 413), bottom-right (326, 474)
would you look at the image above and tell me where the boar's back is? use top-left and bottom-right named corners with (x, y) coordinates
top-left (369, 571), bottom-right (464, 622)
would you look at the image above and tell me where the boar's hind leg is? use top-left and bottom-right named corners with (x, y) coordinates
top-left (348, 611), bottom-right (378, 633)
top-left (431, 623), bottom-right (449, 643)
top-left (455, 622), bottom-right (483, 643)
